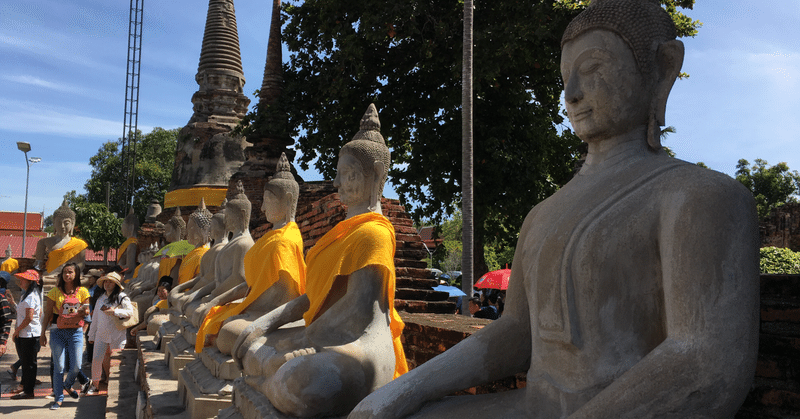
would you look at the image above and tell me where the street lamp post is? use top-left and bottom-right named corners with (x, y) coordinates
top-left (16, 142), bottom-right (40, 259)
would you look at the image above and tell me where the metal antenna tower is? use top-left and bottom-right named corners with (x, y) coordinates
top-left (120, 0), bottom-right (144, 212)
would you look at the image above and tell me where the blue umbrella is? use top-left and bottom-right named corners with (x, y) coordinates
top-left (433, 284), bottom-right (467, 297)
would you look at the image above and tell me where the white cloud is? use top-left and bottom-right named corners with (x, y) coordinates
top-left (0, 99), bottom-right (152, 137)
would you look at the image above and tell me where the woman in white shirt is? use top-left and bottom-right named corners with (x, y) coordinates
top-left (86, 272), bottom-right (134, 394)
top-left (10, 269), bottom-right (42, 399)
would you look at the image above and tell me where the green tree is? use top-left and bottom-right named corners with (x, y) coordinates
top-left (264, 0), bottom-right (699, 276)
top-left (736, 159), bottom-right (800, 220)
top-left (62, 191), bottom-right (123, 252)
top-left (760, 246), bottom-right (800, 274)
top-left (84, 127), bottom-right (178, 222)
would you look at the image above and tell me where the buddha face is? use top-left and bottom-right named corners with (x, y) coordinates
top-left (187, 218), bottom-right (205, 246)
top-left (55, 216), bottom-right (74, 237)
top-left (561, 30), bottom-right (651, 144)
top-left (262, 189), bottom-right (283, 224)
top-left (334, 152), bottom-right (373, 207)
top-left (211, 216), bottom-right (226, 241)
top-left (164, 223), bottom-right (181, 243)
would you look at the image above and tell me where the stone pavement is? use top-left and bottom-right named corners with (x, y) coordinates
top-left (0, 325), bottom-right (107, 418)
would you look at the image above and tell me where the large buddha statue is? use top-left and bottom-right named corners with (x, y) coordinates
top-left (195, 152), bottom-right (306, 355)
top-left (350, 1), bottom-right (759, 418)
top-left (1, 245), bottom-right (18, 273)
top-left (230, 104), bottom-right (407, 418)
top-left (189, 181), bottom-right (255, 328)
top-left (170, 200), bottom-right (228, 314)
top-left (158, 208), bottom-right (187, 281)
top-left (118, 207), bottom-right (140, 279)
top-left (34, 200), bottom-right (87, 275)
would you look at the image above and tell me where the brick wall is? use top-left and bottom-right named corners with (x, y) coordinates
top-left (761, 203), bottom-right (800, 250)
top-left (401, 275), bottom-right (800, 415)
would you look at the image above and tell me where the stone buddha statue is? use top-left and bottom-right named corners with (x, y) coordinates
top-left (118, 207), bottom-right (140, 279)
top-left (146, 200), bottom-right (213, 332)
top-left (127, 243), bottom-right (158, 297)
top-left (34, 200), bottom-right (87, 276)
top-left (189, 181), bottom-right (255, 329)
top-left (146, 199), bottom-right (162, 223)
top-left (158, 207), bottom-right (187, 281)
top-left (229, 104), bottom-right (407, 418)
top-left (0, 245), bottom-right (18, 273)
top-left (170, 200), bottom-right (228, 314)
top-left (350, 1), bottom-right (759, 418)
top-left (195, 152), bottom-right (306, 355)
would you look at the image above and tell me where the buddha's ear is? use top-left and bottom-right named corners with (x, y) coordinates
top-left (653, 39), bottom-right (684, 126)
top-left (372, 159), bottom-right (385, 198)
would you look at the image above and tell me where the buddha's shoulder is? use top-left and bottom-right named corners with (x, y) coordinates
top-left (650, 157), bottom-right (752, 201)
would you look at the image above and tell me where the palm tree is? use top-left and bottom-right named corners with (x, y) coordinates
top-left (461, 0), bottom-right (475, 314)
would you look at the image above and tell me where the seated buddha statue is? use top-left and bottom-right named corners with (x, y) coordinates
top-left (118, 207), bottom-right (140, 279)
top-left (195, 152), bottom-right (306, 355)
top-left (34, 200), bottom-right (87, 276)
top-left (127, 243), bottom-right (159, 298)
top-left (231, 104), bottom-right (408, 417)
top-left (188, 181), bottom-right (255, 328)
top-left (146, 200), bottom-right (212, 332)
top-left (349, 1), bottom-right (759, 418)
top-left (132, 211), bottom-right (186, 313)
top-left (1, 245), bottom-right (19, 273)
top-left (170, 201), bottom-right (228, 314)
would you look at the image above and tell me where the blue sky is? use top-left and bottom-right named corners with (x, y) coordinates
top-left (1, 0), bottom-right (798, 217)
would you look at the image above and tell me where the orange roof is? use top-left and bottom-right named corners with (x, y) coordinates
top-left (0, 211), bottom-right (43, 232)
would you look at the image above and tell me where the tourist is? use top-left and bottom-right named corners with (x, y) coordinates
top-left (130, 276), bottom-right (172, 337)
top-left (83, 268), bottom-right (104, 369)
top-left (0, 271), bottom-right (13, 361)
top-left (467, 297), bottom-right (498, 320)
top-left (85, 272), bottom-right (134, 395)
top-left (9, 269), bottom-right (42, 400)
top-left (41, 262), bottom-right (91, 409)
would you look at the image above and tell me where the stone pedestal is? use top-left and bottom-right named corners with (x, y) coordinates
top-left (156, 320), bottom-right (181, 352)
top-left (167, 334), bottom-right (198, 379)
top-left (178, 350), bottom-right (241, 419)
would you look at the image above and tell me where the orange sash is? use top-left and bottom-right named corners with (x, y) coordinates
top-left (179, 245), bottom-right (209, 285)
top-left (195, 223), bottom-right (306, 352)
top-left (304, 212), bottom-right (408, 378)
top-left (158, 257), bottom-right (179, 280)
top-left (1, 257), bottom-right (19, 273)
top-left (117, 237), bottom-right (138, 263)
top-left (46, 237), bottom-right (88, 273)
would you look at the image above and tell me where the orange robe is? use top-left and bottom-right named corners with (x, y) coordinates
top-left (46, 237), bottom-right (88, 273)
top-left (1, 257), bottom-right (19, 273)
top-left (178, 245), bottom-right (209, 285)
top-left (196, 223), bottom-right (306, 352)
top-left (158, 257), bottom-right (179, 281)
top-left (304, 212), bottom-right (408, 378)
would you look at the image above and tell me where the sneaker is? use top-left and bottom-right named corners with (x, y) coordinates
top-left (10, 392), bottom-right (35, 399)
top-left (45, 391), bottom-right (55, 399)
top-left (82, 379), bottom-right (92, 395)
top-left (49, 402), bottom-right (61, 410)
top-left (85, 386), bottom-right (99, 395)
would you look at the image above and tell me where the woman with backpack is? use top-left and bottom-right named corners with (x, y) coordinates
top-left (85, 271), bottom-right (134, 395)
top-left (40, 262), bottom-right (90, 410)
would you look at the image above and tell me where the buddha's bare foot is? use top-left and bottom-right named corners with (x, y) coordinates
top-left (284, 347), bottom-right (316, 362)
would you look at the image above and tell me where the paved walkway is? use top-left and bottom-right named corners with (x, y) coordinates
top-left (0, 324), bottom-right (107, 418)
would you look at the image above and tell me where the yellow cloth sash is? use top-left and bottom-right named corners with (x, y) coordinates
top-left (195, 223), bottom-right (306, 352)
top-left (179, 245), bottom-right (209, 285)
top-left (1, 258), bottom-right (19, 273)
top-left (164, 187), bottom-right (228, 208)
top-left (158, 256), bottom-right (179, 280)
top-left (156, 299), bottom-right (169, 310)
top-left (117, 237), bottom-right (138, 263)
top-left (132, 263), bottom-right (143, 279)
top-left (46, 237), bottom-right (88, 273)
top-left (304, 212), bottom-right (408, 378)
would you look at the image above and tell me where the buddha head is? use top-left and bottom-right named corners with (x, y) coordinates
top-left (121, 207), bottom-right (140, 238)
top-left (560, 0), bottom-right (683, 150)
top-left (211, 199), bottom-right (227, 244)
top-left (53, 200), bottom-right (76, 238)
top-left (165, 207), bottom-right (187, 243)
top-left (226, 181), bottom-right (251, 234)
top-left (146, 199), bottom-right (162, 223)
top-left (188, 198), bottom-right (213, 246)
top-left (335, 104), bottom-right (390, 213)
top-left (263, 152), bottom-right (299, 226)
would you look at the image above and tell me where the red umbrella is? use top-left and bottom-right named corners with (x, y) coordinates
top-left (474, 268), bottom-right (511, 290)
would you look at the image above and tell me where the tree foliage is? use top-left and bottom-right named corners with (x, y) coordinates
top-left (84, 127), bottom-right (178, 223)
top-left (63, 191), bottom-right (123, 252)
top-left (760, 246), bottom-right (800, 274)
top-left (736, 159), bottom-right (800, 220)
top-left (252, 0), bottom-right (699, 275)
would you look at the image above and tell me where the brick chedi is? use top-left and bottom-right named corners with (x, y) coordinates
top-left (228, 0), bottom-right (295, 231)
top-left (165, 0), bottom-right (251, 214)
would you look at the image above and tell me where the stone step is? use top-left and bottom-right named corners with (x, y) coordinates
top-left (137, 334), bottom-right (189, 419)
